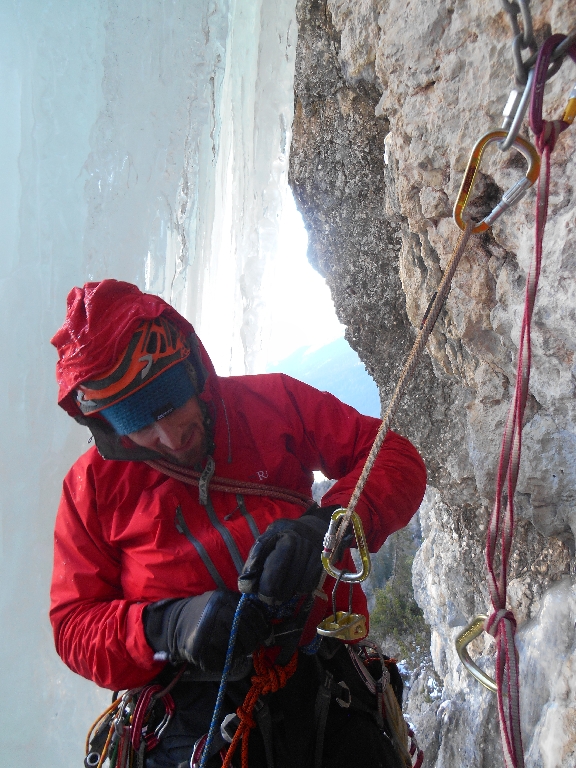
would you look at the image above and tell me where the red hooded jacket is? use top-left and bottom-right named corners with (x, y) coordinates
top-left (50, 281), bottom-right (426, 691)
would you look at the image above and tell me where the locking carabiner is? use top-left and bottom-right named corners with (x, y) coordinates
top-left (454, 130), bottom-right (540, 234)
top-left (321, 508), bottom-right (371, 582)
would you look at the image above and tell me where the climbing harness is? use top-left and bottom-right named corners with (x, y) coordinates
top-left (195, 597), bottom-right (420, 768)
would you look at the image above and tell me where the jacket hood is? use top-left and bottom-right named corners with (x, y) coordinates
top-left (51, 280), bottom-right (218, 461)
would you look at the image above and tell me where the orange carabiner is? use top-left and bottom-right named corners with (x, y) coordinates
top-left (454, 130), bottom-right (540, 233)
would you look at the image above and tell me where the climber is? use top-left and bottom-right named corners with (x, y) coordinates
top-left (50, 279), bottom-right (426, 768)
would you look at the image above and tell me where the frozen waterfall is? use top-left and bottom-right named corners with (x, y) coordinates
top-left (0, 1), bottom-right (296, 764)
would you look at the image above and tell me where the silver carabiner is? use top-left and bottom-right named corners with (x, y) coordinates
top-left (499, 67), bottom-right (535, 152)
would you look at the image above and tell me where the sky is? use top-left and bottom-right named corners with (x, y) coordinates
top-left (263, 191), bottom-right (345, 367)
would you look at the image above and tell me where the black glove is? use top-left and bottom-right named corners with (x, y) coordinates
top-left (238, 513), bottom-right (331, 606)
top-left (143, 590), bottom-right (271, 673)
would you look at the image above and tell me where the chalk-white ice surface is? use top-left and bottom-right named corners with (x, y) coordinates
top-left (0, 1), bottom-right (296, 765)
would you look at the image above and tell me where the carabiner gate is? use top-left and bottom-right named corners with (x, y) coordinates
top-left (321, 508), bottom-right (371, 582)
top-left (454, 130), bottom-right (540, 234)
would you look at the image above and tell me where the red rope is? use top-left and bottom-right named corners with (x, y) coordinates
top-left (146, 459), bottom-right (312, 508)
top-left (220, 649), bottom-right (298, 768)
top-left (485, 35), bottom-right (575, 768)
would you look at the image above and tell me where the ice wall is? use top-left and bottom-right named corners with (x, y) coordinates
top-left (0, 1), bottom-right (296, 765)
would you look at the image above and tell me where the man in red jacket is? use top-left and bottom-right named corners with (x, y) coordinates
top-left (51, 279), bottom-right (426, 768)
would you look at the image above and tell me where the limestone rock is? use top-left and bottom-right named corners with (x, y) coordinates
top-left (290, 0), bottom-right (576, 764)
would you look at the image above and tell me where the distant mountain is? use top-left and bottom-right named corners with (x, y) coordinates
top-left (267, 337), bottom-right (381, 418)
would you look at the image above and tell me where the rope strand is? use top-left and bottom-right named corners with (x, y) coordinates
top-left (483, 34), bottom-right (576, 768)
top-left (146, 459), bottom-right (312, 508)
top-left (333, 221), bottom-right (474, 551)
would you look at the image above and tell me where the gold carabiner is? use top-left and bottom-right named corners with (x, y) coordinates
top-left (321, 508), bottom-right (371, 583)
top-left (455, 614), bottom-right (497, 693)
top-left (454, 130), bottom-right (540, 234)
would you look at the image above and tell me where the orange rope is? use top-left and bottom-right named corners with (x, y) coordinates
top-left (221, 649), bottom-right (298, 768)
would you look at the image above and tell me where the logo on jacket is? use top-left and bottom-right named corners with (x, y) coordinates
top-left (256, 470), bottom-right (269, 481)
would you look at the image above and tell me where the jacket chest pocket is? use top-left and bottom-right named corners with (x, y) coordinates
top-left (115, 487), bottom-right (230, 599)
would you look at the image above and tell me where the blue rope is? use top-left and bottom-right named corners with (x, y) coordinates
top-left (198, 593), bottom-right (322, 766)
top-left (199, 594), bottom-right (248, 768)
top-left (300, 634), bottom-right (322, 655)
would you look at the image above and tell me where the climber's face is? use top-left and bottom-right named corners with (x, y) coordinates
top-left (127, 396), bottom-right (207, 466)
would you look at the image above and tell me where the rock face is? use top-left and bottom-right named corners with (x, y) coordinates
top-left (289, 1), bottom-right (576, 765)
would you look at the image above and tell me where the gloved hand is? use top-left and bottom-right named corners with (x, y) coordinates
top-left (143, 590), bottom-right (271, 673)
top-left (238, 513), bottom-right (331, 606)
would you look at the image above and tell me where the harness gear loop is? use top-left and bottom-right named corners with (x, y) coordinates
top-left (85, 666), bottom-right (187, 768)
top-left (453, 131), bottom-right (540, 233)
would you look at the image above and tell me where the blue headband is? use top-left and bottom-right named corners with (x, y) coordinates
top-left (100, 361), bottom-right (196, 435)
